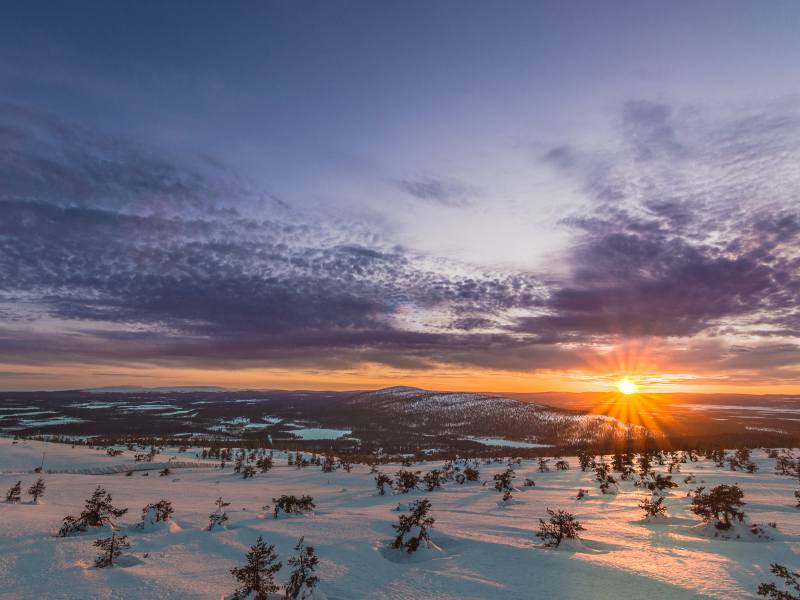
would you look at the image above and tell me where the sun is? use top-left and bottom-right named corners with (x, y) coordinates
top-left (617, 379), bottom-right (638, 394)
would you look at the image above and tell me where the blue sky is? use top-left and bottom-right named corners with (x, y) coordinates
top-left (1, 1), bottom-right (800, 391)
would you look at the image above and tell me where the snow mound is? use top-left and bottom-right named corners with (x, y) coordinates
top-left (379, 540), bottom-right (445, 564)
top-left (133, 508), bottom-right (181, 533)
top-left (550, 537), bottom-right (589, 552)
top-left (691, 521), bottom-right (774, 541)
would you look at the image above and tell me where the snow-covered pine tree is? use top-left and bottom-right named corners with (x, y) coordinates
top-left (257, 453), bottom-right (274, 473)
top-left (536, 508), bottom-right (585, 547)
top-left (522, 478), bottom-right (536, 487)
top-left (216, 496), bottom-right (231, 511)
top-left (758, 563), bottom-right (800, 600)
top-left (58, 485), bottom-right (128, 536)
top-left (93, 531), bottom-right (130, 568)
top-left (5, 481), bottom-right (22, 503)
top-left (284, 537), bottom-right (321, 600)
top-left (538, 457), bottom-right (550, 472)
top-left (340, 460), bottom-right (352, 472)
top-left (159, 467), bottom-right (172, 476)
top-left (493, 468), bottom-right (515, 493)
top-left (464, 465), bottom-right (480, 482)
top-left (394, 469), bottom-right (421, 493)
top-left (272, 495), bottom-right (315, 518)
top-left (141, 499), bottom-right (173, 523)
top-left (575, 489), bottom-right (587, 499)
top-left (209, 497), bottom-right (231, 530)
top-left (639, 496), bottom-right (667, 517)
top-left (691, 484), bottom-right (746, 530)
top-left (647, 474), bottom-right (678, 494)
top-left (321, 455), bottom-right (336, 473)
top-left (555, 460), bottom-right (570, 470)
top-left (391, 498), bottom-right (435, 553)
top-left (234, 452), bottom-right (245, 474)
top-left (230, 535), bottom-right (282, 600)
top-left (422, 469), bottom-right (444, 491)
top-left (375, 473), bottom-right (393, 495)
top-left (242, 465), bottom-right (256, 479)
top-left (27, 477), bottom-right (46, 502)
top-left (577, 450), bottom-right (595, 471)
top-left (795, 490), bottom-right (800, 509)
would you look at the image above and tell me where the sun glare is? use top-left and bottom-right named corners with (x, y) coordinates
top-left (617, 379), bottom-right (638, 394)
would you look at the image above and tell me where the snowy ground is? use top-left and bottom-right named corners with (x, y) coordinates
top-left (1, 439), bottom-right (798, 599)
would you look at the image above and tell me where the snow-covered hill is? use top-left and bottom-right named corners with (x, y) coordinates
top-left (335, 387), bottom-right (655, 446)
top-left (1, 439), bottom-right (799, 599)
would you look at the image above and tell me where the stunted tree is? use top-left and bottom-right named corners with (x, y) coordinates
top-left (423, 469), bottom-right (444, 491)
top-left (230, 535), bottom-right (282, 600)
top-left (639, 496), bottom-right (667, 518)
top-left (758, 563), bottom-right (800, 600)
top-left (27, 477), bottom-right (46, 502)
top-left (209, 497), bottom-right (231, 530)
top-left (93, 531), bottom-right (130, 568)
top-left (159, 466), bottom-right (172, 477)
top-left (272, 495), bottom-right (315, 518)
top-left (242, 465), bottom-right (256, 479)
top-left (394, 469), bottom-right (421, 493)
top-left (284, 537), bottom-right (320, 600)
top-left (321, 455), bottom-right (336, 473)
top-left (691, 484), bottom-right (746, 530)
top-left (141, 499), bottom-right (173, 523)
top-left (463, 465), bottom-right (480, 482)
top-left (536, 508), bottom-right (585, 547)
top-left (392, 499), bottom-right (435, 553)
top-left (5, 481), bottom-right (22, 503)
top-left (59, 486), bottom-right (128, 536)
top-left (538, 457), bottom-right (550, 472)
top-left (257, 453), bottom-right (274, 473)
top-left (375, 473), bottom-right (393, 495)
top-left (578, 450), bottom-right (595, 471)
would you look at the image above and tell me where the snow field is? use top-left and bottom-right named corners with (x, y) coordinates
top-left (1, 439), bottom-right (799, 599)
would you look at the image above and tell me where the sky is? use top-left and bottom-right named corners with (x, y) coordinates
top-left (1, 1), bottom-right (800, 393)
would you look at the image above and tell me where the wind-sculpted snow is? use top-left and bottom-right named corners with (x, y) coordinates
top-left (338, 388), bottom-right (657, 446)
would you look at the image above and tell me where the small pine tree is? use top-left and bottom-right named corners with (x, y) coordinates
top-left (216, 497), bottom-right (231, 511)
top-left (538, 457), bottom-right (550, 472)
top-left (230, 535), bottom-right (282, 600)
top-left (93, 531), bottom-right (130, 568)
top-left (272, 495), bottom-right (315, 518)
top-left (391, 498), bottom-right (435, 553)
top-left (257, 453), bottom-right (274, 473)
top-left (639, 496), bottom-right (667, 518)
top-left (536, 508), bottom-right (585, 547)
top-left (423, 469), bottom-right (444, 491)
top-left (394, 469), bottom-right (421, 493)
top-left (141, 499), bottom-right (173, 523)
top-left (242, 465), bottom-right (256, 479)
top-left (691, 484), bottom-right (746, 530)
top-left (493, 468), bottom-right (515, 493)
top-left (58, 486), bottom-right (128, 536)
top-left (464, 465), bottom-right (480, 482)
top-left (321, 455), bottom-right (336, 473)
top-left (375, 473), bottom-right (393, 495)
top-left (522, 478), bottom-right (536, 487)
top-left (575, 489), bottom-right (587, 499)
top-left (758, 563), bottom-right (800, 600)
top-left (5, 481), bottom-right (22, 503)
top-left (159, 467), bottom-right (172, 477)
top-left (27, 477), bottom-right (46, 502)
top-left (555, 460), bottom-right (570, 470)
top-left (795, 490), bottom-right (800, 509)
top-left (208, 512), bottom-right (229, 530)
top-left (284, 537), bottom-right (320, 600)
top-left (234, 453), bottom-right (245, 474)
top-left (577, 450), bottom-right (595, 471)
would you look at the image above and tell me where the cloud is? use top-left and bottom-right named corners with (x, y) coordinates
top-left (3, 99), bottom-right (800, 384)
top-left (393, 176), bottom-right (478, 207)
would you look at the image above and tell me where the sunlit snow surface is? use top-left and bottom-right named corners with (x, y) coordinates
top-left (1, 439), bottom-right (798, 600)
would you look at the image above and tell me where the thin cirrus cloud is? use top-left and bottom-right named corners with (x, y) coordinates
top-left (1, 99), bottom-right (800, 387)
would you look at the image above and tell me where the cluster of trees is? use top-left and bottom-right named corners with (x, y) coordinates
top-left (272, 495), bottom-right (316, 518)
top-left (230, 536), bottom-right (321, 600)
top-left (4, 477), bottom-right (45, 503)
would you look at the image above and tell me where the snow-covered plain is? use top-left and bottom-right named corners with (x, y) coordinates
top-left (1, 439), bottom-right (799, 599)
